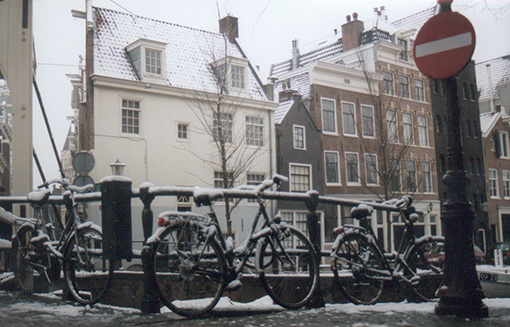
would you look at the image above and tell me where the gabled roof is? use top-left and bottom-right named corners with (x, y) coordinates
top-left (274, 99), bottom-right (294, 124)
top-left (475, 55), bottom-right (510, 101)
top-left (93, 7), bottom-right (267, 101)
top-left (480, 111), bottom-right (501, 135)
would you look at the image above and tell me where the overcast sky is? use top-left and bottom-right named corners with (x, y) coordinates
top-left (29, 0), bottom-right (510, 187)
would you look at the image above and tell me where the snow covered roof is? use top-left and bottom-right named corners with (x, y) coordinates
top-left (475, 55), bottom-right (510, 101)
top-left (93, 7), bottom-right (267, 101)
top-left (480, 111), bottom-right (501, 134)
top-left (391, 7), bottom-right (436, 34)
top-left (273, 72), bottom-right (310, 103)
top-left (274, 99), bottom-right (294, 124)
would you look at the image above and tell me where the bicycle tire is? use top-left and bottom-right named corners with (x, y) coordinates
top-left (256, 224), bottom-right (319, 309)
top-left (404, 236), bottom-right (445, 302)
top-left (331, 231), bottom-right (385, 305)
top-left (12, 226), bottom-right (36, 293)
top-left (152, 219), bottom-right (227, 318)
top-left (63, 226), bottom-right (113, 305)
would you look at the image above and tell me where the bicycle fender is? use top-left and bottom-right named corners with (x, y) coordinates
top-left (77, 221), bottom-right (102, 233)
top-left (331, 227), bottom-right (376, 253)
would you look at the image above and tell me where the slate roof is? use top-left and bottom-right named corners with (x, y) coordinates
top-left (475, 55), bottom-right (510, 101)
top-left (274, 99), bottom-right (294, 124)
top-left (93, 7), bottom-right (267, 101)
top-left (480, 111), bottom-right (501, 134)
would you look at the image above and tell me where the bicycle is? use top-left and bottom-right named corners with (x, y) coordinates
top-left (12, 179), bottom-right (113, 305)
top-left (146, 174), bottom-right (320, 317)
top-left (330, 195), bottom-right (444, 305)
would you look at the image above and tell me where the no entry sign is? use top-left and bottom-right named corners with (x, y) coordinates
top-left (413, 11), bottom-right (476, 80)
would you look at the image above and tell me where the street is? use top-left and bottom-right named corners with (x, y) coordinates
top-left (1, 291), bottom-right (510, 326)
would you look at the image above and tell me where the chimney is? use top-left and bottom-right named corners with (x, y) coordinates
top-left (341, 12), bottom-right (364, 52)
top-left (487, 63), bottom-right (495, 112)
top-left (219, 15), bottom-right (239, 43)
top-left (292, 39), bottom-right (300, 70)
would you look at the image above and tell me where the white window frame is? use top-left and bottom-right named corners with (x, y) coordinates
top-left (499, 131), bottom-right (510, 158)
top-left (177, 122), bottom-right (189, 140)
top-left (415, 79), bottom-right (425, 102)
top-left (341, 101), bottom-right (356, 136)
top-left (402, 112), bottom-right (414, 145)
top-left (293, 125), bottom-right (306, 150)
top-left (246, 116), bottom-right (264, 146)
top-left (361, 105), bottom-right (375, 138)
top-left (383, 71), bottom-right (394, 95)
top-left (231, 64), bottom-right (246, 90)
top-left (324, 151), bottom-right (341, 185)
top-left (399, 75), bottom-right (410, 99)
top-left (321, 98), bottom-right (337, 135)
top-left (489, 168), bottom-right (499, 198)
top-left (211, 56), bottom-right (249, 95)
top-left (345, 152), bottom-right (360, 185)
top-left (390, 159), bottom-right (401, 192)
top-left (418, 115), bottom-right (429, 147)
top-left (503, 170), bottom-right (510, 199)
top-left (213, 113), bottom-right (233, 144)
top-left (386, 109), bottom-right (398, 144)
top-left (125, 38), bottom-right (167, 83)
top-left (421, 161), bottom-right (433, 193)
top-left (247, 173), bottom-right (265, 203)
top-left (121, 99), bottom-right (141, 135)
top-left (406, 160), bottom-right (417, 193)
top-left (365, 153), bottom-right (379, 185)
top-left (289, 163), bottom-right (312, 193)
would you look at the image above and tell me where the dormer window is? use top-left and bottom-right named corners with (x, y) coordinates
top-left (212, 56), bottom-right (249, 95)
top-left (398, 38), bottom-right (408, 61)
top-left (126, 38), bottom-right (166, 84)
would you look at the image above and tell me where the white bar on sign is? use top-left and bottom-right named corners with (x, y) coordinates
top-left (415, 32), bottom-right (472, 58)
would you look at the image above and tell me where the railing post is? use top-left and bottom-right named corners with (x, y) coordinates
top-left (305, 190), bottom-right (325, 308)
top-left (139, 182), bottom-right (160, 314)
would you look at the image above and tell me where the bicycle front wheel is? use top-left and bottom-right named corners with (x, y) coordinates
top-left (63, 226), bottom-right (113, 305)
top-left (256, 224), bottom-right (319, 309)
top-left (12, 226), bottom-right (36, 293)
top-left (152, 219), bottom-right (227, 318)
top-left (331, 232), bottom-right (385, 305)
top-left (405, 236), bottom-right (445, 302)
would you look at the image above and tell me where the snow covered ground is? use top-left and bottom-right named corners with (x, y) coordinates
top-left (1, 291), bottom-right (510, 326)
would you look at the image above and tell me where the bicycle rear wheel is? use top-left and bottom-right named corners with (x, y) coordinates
top-left (152, 219), bottom-right (226, 318)
top-left (12, 226), bottom-right (36, 293)
top-left (256, 224), bottom-right (319, 309)
top-left (331, 232), bottom-right (385, 305)
top-left (63, 226), bottom-right (113, 305)
top-left (405, 236), bottom-right (445, 302)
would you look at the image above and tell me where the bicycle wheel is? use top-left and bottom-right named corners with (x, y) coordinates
top-left (256, 224), bottom-right (319, 309)
top-left (152, 219), bottom-right (227, 318)
top-left (12, 226), bottom-right (36, 293)
top-left (331, 232), bottom-right (385, 305)
top-left (63, 226), bottom-right (113, 305)
top-left (405, 236), bottom-right (445, 302)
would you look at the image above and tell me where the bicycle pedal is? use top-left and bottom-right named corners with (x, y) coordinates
top-left (226, 279), bottom-right (242, 291)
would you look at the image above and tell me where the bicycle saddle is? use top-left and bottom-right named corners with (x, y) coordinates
top-left (27, 189), bottom-right (51, 206)
top-left (350, 204), bottom-right (373, 219)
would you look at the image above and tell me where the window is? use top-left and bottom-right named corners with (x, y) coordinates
top-left (390, 159), bottom-right (401, 192)
top-left (477, 158), bottom-right (483, 175)
top-left (489, 169), bottom-right (499, 198)
top-left (365, 154), bottom-right (378, 185)
top-left (361, 105), bottom-right (374, 137)
top-left (281, 212), bottom-right (308, 239)
top-left (469, 157), bottom-right (476, 175)
top-left (122, 99), bottom-right (140, 134)
top-left (399, 75), bottom-right (410, 98)
top-left (383, 71), bottom-right (394, 95)
top-left (321, 98), bottom-right (337, 134)
top-left (325, 151), bottom-right (340, 184)
top-left (503, 170), bottom-right (510, 198)
top-left (402, 113), bottom-right (413, 145)
top-left (214, 171), bottom-right (234, 189)
top-left (473, 120), bottom-right (480, 138)
top-left (466, 119), bottom-right (473, 137)
top-left (421, 161), bottom-right (432, 193)
top-left (470, 84), bottom-right (476, 101)
top-left (145, 48), bottom-right (162, 75)
top-left (342, 102), bottom-right (356, 135)
top-left (290, 164), bottom-right (311, 192)
top-left (345, 153), bottom-right (359, 184)
top-left (232, 65), bottom-right (245, 89)
top-left (213, 113), bottom-right (233, 143)
top-left (433, 79), bottom-right (444, 95)
top-left (246, 116), bottom-right (264, 146)
top-left (498, 131), bottom-right (510, 158)
top-left (406, 160), bottom-right (417, 193)
top-left (417, 115), bottom-right (429, 146)
top-left (178, 123), bottom-right (188, 140)
top-left (247, 173), bottom-right (265, 202)
top-left (462, 83), bottom-right (469, 100)
top-left (386, 110), bottom-right (398, 143)
top-left (436, 114), bottom-right (443, 134)
top-left (415, 79), bottom-right (425, 102)
top-left (293, 125), bottom-right (306, 150)
top-left (398, 39), bottom-right (408, 61)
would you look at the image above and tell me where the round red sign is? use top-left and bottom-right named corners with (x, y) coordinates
top-left (413, 11), bottom-right (476, 80)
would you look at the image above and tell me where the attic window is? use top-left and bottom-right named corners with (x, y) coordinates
top-left (212, 56), bottom-right (249, 95)
top-left (126, 38), bottom-right (167, 83)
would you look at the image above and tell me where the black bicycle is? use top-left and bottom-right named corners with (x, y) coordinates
top-left (330, 195), bottom-right (444, 305)
top-left (146, 174), bottom-right (320, 317)
top-left (12, 179), bottom-right (113, 305)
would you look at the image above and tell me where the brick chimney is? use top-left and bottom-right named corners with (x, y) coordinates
top-left (219, 15), bottom-right (239, 43)
top-left (341, 12), bottom-right (364, 52)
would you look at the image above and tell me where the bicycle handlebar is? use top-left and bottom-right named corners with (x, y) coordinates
top-left (38, 179), bottom-right (94, 194)
top-left (255, 174), bottom-right (288, 195)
